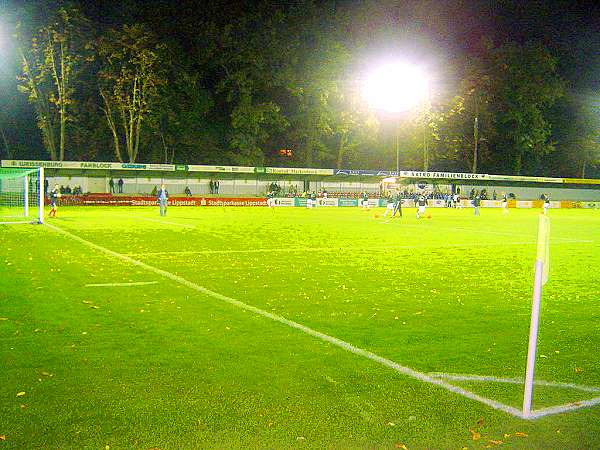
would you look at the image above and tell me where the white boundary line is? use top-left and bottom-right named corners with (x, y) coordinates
top-left (139, 217), bottom-right (196, 229)
top-left (428, 372), bottom-right (600, 393)
top-left (43, 222), bottom-right (600, 420)
top-left (85, 281), bottom-right (158, 287)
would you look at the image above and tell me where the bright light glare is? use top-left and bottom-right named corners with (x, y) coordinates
top-left (362, 62), bottom-right (429, 113)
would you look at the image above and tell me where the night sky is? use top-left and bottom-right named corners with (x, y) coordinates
top-left (0, 0), bottom-right (598, 163)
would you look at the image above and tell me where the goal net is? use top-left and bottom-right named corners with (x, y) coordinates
top-left (0, 168), bottom-right (44, 224)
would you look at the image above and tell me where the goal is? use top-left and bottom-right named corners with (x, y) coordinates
top-left (0, 167), bottom-right (44, 224)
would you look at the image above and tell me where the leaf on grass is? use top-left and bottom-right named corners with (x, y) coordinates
top-left (16, 392), bottom-right (25, 397)
top-left (488, 439), bottom-right (503, 445)
top-left (40, 371), bottom-right (53, 377)
top-left (82, 301), bottom-right (92, 304)
top-left (575, 367), bottom-right (584, 373)
top-left (0, 435), bottom-right (5, 441)
top-left (395, 443), bottom-right (408, 449)
top-left (477, 417), bottom-right (485, 427)
top-left (469, 429), bottom-right (481, 441)
top-left (0, 317), bottom-right (8, 321)
top-left (514, 432), bottom-right (528, 437)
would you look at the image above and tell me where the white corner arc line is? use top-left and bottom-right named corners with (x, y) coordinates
top-left (43, 223), bottom-right (599, 420)
top-left (528, 396), bottom-right (600, 419)
top-left (85, 281), bottom-right (158, 287)
top-left (428, 372), bottom-right (600, 394)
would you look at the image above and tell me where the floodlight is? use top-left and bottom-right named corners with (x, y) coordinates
top-left (362, 62), bottom-right (429, 113)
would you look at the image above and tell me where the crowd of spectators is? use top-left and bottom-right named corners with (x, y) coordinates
top-left (57, 185), bottom-right (83, 195)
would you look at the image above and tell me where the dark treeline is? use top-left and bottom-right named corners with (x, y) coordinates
top-left (1, 0), bottom-right (599, 177)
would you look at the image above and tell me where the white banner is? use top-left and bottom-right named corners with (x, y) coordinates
top-left (317, 198), bottom-right (339, 207)
top-left (187, 165), bottom-right (255, 173)
top-left (273, 197), bottom-right (295, 207)
top-left (399, 170), bottom-right (489, 180)
top-left (1, 159), bottom-right (176, 171)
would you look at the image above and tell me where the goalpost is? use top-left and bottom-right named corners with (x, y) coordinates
top-left (0, 167), bottom-right (44, 224)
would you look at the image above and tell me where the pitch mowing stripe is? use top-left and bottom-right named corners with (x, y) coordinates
top-left (85, 281), bottom-right (158, 287)
top-left (125, 240), bottom-right (540, 257)
top-left (408, 223), bottom-right (593, 243)
top-left (428, 372), bottom-right (600, 393)
top-left (45, 223), bottom-right (598, 420)
top-left (139, 217), bottom-right (196, 228)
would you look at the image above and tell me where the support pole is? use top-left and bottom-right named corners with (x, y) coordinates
top-left (38, 167), bottom-right (44, 224)
top-left (23, 175), bottom-right (29, 218)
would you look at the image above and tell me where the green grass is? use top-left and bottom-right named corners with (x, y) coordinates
top-left (1, 206), bottom-right (599, 449)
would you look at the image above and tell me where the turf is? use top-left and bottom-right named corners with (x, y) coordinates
top-left (1, 206), bottom-right (599, 449)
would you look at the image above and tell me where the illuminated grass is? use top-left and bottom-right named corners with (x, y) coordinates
top-left (1, 206), bottom-right (599, 448)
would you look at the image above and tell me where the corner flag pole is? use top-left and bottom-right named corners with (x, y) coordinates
top-left (522, 214), bottom-right (550, 418)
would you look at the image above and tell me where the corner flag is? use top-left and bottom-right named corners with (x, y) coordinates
top-left (523, 214), bottom-right (551, 417)
top-left (536, 215), bottom-right (550, 285)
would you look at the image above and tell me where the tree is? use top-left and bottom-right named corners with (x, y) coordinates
top-left (97, 24), bottom-right (165, 163)
top-left (487, 43), bottom-right (564, 174)
top-left (16, 7), bottom-right (90, 161)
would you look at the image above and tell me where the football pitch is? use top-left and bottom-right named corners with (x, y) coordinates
top-left (1, 206), bottom-right (599, 449)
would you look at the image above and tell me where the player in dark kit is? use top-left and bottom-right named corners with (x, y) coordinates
top-left (473, 195), bottom-right (481, 216)
top-left (49, 185), bottom-right (60, 217)
top-left (392, 191), bottom-right (402, 218)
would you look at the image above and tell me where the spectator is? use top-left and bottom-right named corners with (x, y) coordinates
top-left (184, 186), bottom-right (192, 197)
top-left (44, 178), bottom-right (49, 197)
top-left (109, 178), bottom-right (115, 193)
top-left (151, 185), bottom-right (158, 197)
top-left (118, 178), bottom-right (124, 193)
top-left (214, 179), bottom-right (220, 194)
top-left (209, 179), bottom-right (214, 194)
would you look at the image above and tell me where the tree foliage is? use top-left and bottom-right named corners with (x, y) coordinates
top-left (10, 1), bottom-right (596, 177)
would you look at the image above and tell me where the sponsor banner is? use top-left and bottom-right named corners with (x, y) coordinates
top-left (294, 198), bottom-right (308, 207)
top-left (487, 174), bottom-right (564, 183)
top-left (563, 178), bottom-right (600, 185)
top-left (266, 167), bottom-right (334, 175)
top-left (482, 200), bottom-right (503, 208)
top-left (199, 197), bottom-right (267, 206)
top-left (338, 198), bottom-right (359, 207)
top-left (517, 201), bottom-right (534, 208)
top-left (335, 169), bottom-right (394, 176)
top-left (273, 197), bottom-right (295, 207)
top-left (579, 201), bottom-right (600, 208)
top-left (399, 171), bottom-right (489, 180)
top-left (58, 195), bottom-right (266, 206)
top-left (187, 165), bottom-right (255, 173)
top-left (317, 198), bottom-right (339, 207)
top-left (0, 159), bottom-right (178, 171)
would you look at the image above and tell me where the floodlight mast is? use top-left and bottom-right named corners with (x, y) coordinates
top-left (362, 62), bottom-right (429, 174)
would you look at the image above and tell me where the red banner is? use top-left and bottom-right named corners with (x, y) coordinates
top-left (54, 195), bottom-right (267, 207)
